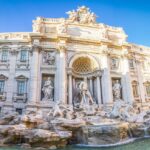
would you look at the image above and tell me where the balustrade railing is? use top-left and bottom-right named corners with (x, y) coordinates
top-left (13, 93), bottom-right (27, 103)
top-left (0, 92), bottom-right (6, 101)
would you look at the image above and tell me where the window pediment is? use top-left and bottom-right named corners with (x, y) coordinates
top-left (0, 74), bottom-right (8, 80)
top-left (15, 75), bottom-right (28, 80)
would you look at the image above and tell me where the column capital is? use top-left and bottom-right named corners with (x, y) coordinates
top-left (57, 43), bottom-right (67, 53)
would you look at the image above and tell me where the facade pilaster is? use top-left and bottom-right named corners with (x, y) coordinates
top-left (101, 53), bottom-right (113, 104)
top-left (121, 56), bottom-right (134, 103)
top-left (28, 40), bottom-right (40, 105)
top-left (89, 78), bottom-right (93, 96)
top-left (68, 73), bottom-right (72, 105)
top-left (6, 47), bottom-right (17, 104)
top-left (56, 39), bottom-right (67, 104)
top-left (96, 75), bottom-right (102, 105)
top-left (136, 60), bottom-right (145, 103)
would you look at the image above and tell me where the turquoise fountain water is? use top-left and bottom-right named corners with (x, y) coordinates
top-left (1, 138), bottom-right (150, 150)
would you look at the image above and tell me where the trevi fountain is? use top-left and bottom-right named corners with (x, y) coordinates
top-left (1, 6), bottom-right (150, 150)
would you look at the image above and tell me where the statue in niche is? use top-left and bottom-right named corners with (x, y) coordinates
top-left (42, 77), bottom-right (54, 101)
top-left (79, 81), bottom-right (94, 106)
top-left (57, 21), bottom-right (67, 34)
top-left (43, 52), bottom-right (55, 65)
top-left (112, 80), bottom-right (121, 100)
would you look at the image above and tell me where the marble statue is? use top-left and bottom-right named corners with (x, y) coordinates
top-left (42, 77), bottom-right (54, 101)
top-left (79, 81), bottom-right (94, 106)
top-left (88, 12), bottom-right (97, 24)
top-left (110, 99), bottom-right (124, 118)
top-left (112, 80), bottom-right (121, 100)
top-left (66, 10), bottom-right (79, 22)
top-left (43, 52), bottom-right (55, 65)
top-left (53, 101), bottom-right (63, 118)
top-left (66, 6), bottom-right (97, 24)
top-left (57, 21), bottom-right (67, 34)
top-left (32, 17), bottom-right (43, 32)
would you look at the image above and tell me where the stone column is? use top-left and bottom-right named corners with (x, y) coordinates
top-left (136, 60), bottom-right (145, 103)
top-left (68, 73), bottom-right (72, 105)
top-left (121, 57), bottom-right (134, 103)
top-left (89, 78), bottom-right (93, 95)
top-left (101, 54), bottom-right (113, 104)
top-left (28, 44), bottom-right (40, 105)
top-left (96, 75), bottom-right (102, 105)
top-left (6, 48), bottom-right (17, 105)
top-left (56, 45), bottom-right (67, 104)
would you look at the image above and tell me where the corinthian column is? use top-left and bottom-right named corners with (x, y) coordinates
top-left (101, 54), bottom-right (113, 105)
top-left (6, 48), bottom-right (17, 104)
top-left (28, 43), bottom-right (40, 105)
top-left (136, 60), bottom-right (145, 103)
top-left (121, 56), bottom-right (134, 103)
top-left (56, 45), bottom-right (67, 104)
top-left (68, 73), bottom-right (72, 105)
top-left (96, 75), bottom-right (102, 105)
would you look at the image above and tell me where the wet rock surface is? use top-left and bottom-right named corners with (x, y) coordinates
top-left (1, 101), bottom-right (150, 148)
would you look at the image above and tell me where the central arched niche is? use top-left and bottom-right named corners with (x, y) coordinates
top-left (70, 54), bottom-right (99, 75)
top-left (68, 54), bottom-right (101, 105)
top-left (72, 56), bottom-right (96, 74)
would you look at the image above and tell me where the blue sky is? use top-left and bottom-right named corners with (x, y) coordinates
top-left (0, 0), bottom-right (150, 46)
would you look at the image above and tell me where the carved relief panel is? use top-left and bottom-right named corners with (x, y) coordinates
top-left (42, 51), bottom-right (55, 66)
top-left (110, 57), bottom-right (120, 70)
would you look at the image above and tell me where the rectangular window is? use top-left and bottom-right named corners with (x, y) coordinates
top-left (17, 81), bottom-right (25, 95)
top-left (0, 80), bottom-right (4, 94)
top-left (132, 84), bottom-right (138, 97)
top-left (146, 85), bottom-right (150, 97)
top-left (129, 59), bottom-right (135, 69)
top-left (16, 108), bottom-right (22, 115)
top-left (1, 50), bottom-right (8, 62)
top-left (20, 50), bottom-right (27, 62)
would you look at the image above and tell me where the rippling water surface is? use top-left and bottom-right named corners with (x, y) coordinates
top-left (1, 138), bottom-right (150, 150)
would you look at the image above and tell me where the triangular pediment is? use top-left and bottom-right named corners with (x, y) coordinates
top-left (15, 75), bottom-right (28, 79)
top-left (0, 74), bottom-right (8, 80)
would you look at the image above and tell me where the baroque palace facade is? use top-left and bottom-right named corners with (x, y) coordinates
top-left (0, 6), bottom-right (150, 114)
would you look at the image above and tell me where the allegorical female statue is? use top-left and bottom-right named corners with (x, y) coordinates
top-left (42, 77), bottom-right (54, 101)
top-left (112, 80), bottom-right (121, 100)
